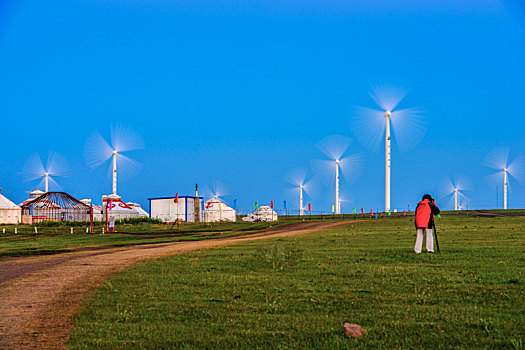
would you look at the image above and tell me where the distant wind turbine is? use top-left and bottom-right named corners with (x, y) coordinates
top-left (84, 124), bottom-right (144, 195)
top-left (314, 135), bottom-right (364, 214)
top-left (285, 168), bottom-right (315, 216)
top-left (441, 175), bottom-right (471, 211)
top-left (485, 147), bottom-right (524, 210)
top-left (23, 152), bottom-right (71, 192)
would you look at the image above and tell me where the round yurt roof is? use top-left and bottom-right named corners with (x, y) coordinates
top-left (254, 205), bottom-right (277, 215)
top-left (204, 198), bottom-right (235, 212)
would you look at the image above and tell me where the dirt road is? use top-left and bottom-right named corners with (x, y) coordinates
top-left (0, 221), bottom-right (352, 349)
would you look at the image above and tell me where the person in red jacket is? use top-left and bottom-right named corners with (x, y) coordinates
top-left (414, 194), bottom-right (440, 253)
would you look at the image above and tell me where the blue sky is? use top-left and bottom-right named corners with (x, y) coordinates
top-left (0, 0), bottom-right (524, 212)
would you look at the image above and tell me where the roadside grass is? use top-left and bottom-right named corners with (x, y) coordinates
top-left (68, 215), bottom-right (525, 349)
top-left (0, 221), bottom-right (296, 258)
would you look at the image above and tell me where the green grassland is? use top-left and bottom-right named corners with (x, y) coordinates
top-left (67, 214), bottom-right (525, 349)
top-left (0, 220), bottom-right (294, 257)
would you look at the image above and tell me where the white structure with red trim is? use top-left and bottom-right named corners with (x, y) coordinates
top-left (203, 198), bottom-right (236, 222)
top-left (103, 194), bottom-right (149, 220)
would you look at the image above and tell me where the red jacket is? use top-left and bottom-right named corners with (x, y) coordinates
top-left (415, 199), bottom-right (440, 229)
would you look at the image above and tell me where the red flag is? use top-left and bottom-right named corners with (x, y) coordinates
top-left (271, 200), bottom-right (273, 208)
top-left (308, 203), bottom-right (311, 211)
top-left (361, 208), bottom-right (364, 214)
top-left (175, 193), bottom-right (179, 203)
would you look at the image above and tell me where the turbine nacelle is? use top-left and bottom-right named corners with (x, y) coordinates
top-left (384, 110), bottom-right (392, 118)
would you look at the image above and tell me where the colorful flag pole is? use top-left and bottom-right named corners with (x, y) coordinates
top-left (308, 203), bottom-right (311, 211)
top-left (255, 201), bottom-right (258, 210)
top-left (271, 200), bottom-right (273, 209)
top-left (332, 205), bottom-right (335, 213)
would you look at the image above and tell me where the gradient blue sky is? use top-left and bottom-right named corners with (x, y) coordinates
top-left (1, 0), bottom-right (524, 212)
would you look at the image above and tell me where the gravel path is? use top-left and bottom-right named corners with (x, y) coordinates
top-left (0, 221), bottom-right (352, 349)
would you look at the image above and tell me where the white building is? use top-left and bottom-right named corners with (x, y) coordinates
top-left (202, 198), bottom-right (236, 222)
top-left (149, 195), bottom-right (203, 222)
top-left (0, 188), bottom-right (21, 224)
top-left (242, 205), bottom-right (278, 222)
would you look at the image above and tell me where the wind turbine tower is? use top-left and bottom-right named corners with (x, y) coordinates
top-left (384, 110), bottom-right (392, 212)
top-left (112, 150), bottom-right (118, 195)
top-left (454, 188), bottom-right (458, 211)
top-left (44, 172), bottom-right (49, 192)
top-left (299, 185), bottom-right (304, 216)
top-left (503, 168), bottom-right (508, 210)
top-left (335, 159), bottom-right (340, 214)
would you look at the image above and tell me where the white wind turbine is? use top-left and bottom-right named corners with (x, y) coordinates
top-left (351, 85), bottom-right (425, 212)
top-left (23, 152), bottom-right (71, 192)
top-left (314, 135), bottom-right (364, 214)
top-left (485, 148), bottom-right (524, 210)
top-left (84, 124), bottom-right (144, 196)
top-left (285, 168), bottom-right (315, 215)
top-left (441, 175), bottom-right (471, 211)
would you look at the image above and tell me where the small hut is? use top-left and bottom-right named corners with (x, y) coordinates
top-left (0, 188), bottom-right (21, 224)
top-left (242, 205), bottom-right (278, 222)
top-left (203, 198), bottom-right (236, 222)
top-left (20, 191), bottom-right (91, 224)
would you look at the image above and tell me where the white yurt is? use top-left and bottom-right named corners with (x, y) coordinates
top-left (242, 205), bottom-right (278, 222)
top-left (103, 194), bottom-right (149, 220)
top-left (0, 188), bottom-right (21, 224)
top-left (203, 198), bottom-right (236, 222)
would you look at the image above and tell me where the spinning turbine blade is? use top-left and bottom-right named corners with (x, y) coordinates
top-left (484, 147), bottom-right (510, 170)
top-left (370, 84), bottom-right (407, 112)
top-left (111, 124), bottom-right (145, 153)
top-left (390, 107), bottom-right (426, 152)
top-left (285, 167), bottom-right (308, 187)
top-left (84, 131), bottom-right (113, 169)
top-left (45, 152), bottom-right (72, 177)
top-left (507, 154), bottom-right (525, 183)
top-left (316, 135), bottom-right (353, 161)
top-left (23, 153), bottom-right (46, 181)
top-left (339, 153), bottom-right (365, 184)
top-left (350, 107), bottom-right (385, 153)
